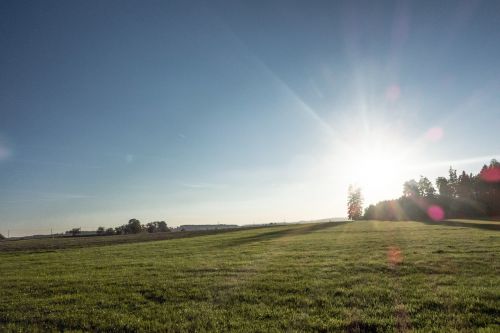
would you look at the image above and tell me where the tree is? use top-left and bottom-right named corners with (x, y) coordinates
top-left (0, 233), bottom-right (5, 240)
top-left (448, 167), bottom-right (458, 198)
top-left (362, 160), bottom-right (500, 220)
top-left (146, 222), bottom-right (157, 233)
top-left (105, 228), bottom-right (115, 235)
top-left (347, 185), bottom-right (363, 220)
top-left (418, 176), bottom-right (436, 198)
top-left (456, 171), bottom-right (473, 199)
top-left (363, 204), bottom-right (376, 220)
top-left (145, 221), bottom-right (170, 233)
top-left (114, 226), bottom-right (124, 235)
top-left (157, 221), bottom-right (169, 232)
top-left (96, 226), bottom-right (105, 235)
top-left (403, 179), bottom-right (420, 197)
top-left (436, 177), bottom-right (451, 197)
top-left (126, 219), bottom-right (142, 234)
top-left (67, 228), bottom-right (81, 236)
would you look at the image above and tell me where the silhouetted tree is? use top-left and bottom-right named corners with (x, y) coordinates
top-left (448, 167), bottom-right (458, 198)
top-left (347, 185), bottom-right (363, 220)
top-left (403, 179), bottom-right (420, 197)
top-left (114, 226), bottom-right (124, 235)
top-left (145, 221), bottom-right (169, 233)
top-left (363, 204), bottom-right (376, 220)
top-left (105, 228), bottom-right (115, 235)
top-left (363, 159), bottom-right (500, 220)
top-left (96, 226), bottom-right (105, 235)
top-left (418, 176), bottom-right (436, 198)
top-left (436, 177), bottom-right (451, 197)
top-left (146, 222), bottom-right (156, 233)
top-left (0, 233), bottom-right (5, 240)
top-left (157, 221), bottom-right (168, 232)
top-left (145, 221), bottom-right (170, 233)
top-left (126, 219), bottom-right (142, 234)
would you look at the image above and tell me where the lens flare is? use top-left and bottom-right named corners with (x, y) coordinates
top-left (424, 127), bottom-right (444, 142)
top-left (480, 166), bottom-right (500, 182)
top-left (427, 205), bottom-right (444, 221)
top-left (385, 85), bottom-right (400, 102)
top-left (387, 246), bottom-right (403, 267)
top-left (0, 144), bottom-right (10, 160)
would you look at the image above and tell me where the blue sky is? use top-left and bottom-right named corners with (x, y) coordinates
top-left (1, 1), bottom-right (499, 236)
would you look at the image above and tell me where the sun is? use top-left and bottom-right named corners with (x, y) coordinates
top-left (340, 132), bottom-right (413, 205)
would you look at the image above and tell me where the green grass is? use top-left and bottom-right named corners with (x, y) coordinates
top-left (0, 220), bottom-right (499, 332)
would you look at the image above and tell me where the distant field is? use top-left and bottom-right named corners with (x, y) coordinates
top-left (1, 220), bottom-right (499, 332)
top-left (0, 228), bottom-right (244, 252)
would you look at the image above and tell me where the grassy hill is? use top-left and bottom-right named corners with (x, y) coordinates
top-left (0, 220), bottom-right (498, 332)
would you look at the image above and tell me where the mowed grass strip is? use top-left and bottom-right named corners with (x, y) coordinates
top-left (0, 221), bottom-right (499, 332)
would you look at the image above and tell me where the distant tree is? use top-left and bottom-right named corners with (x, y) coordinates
top-left (105, 228), bottom-right (115, 236)
top-left (0, 233), bottom-right (5, 240)
top-left (418, 176), bottom-right (436, 198)
top-left (347, 185), bottom-right (363, 220)
top-left (403, 179), bottom-right (420, 197)
top-left (436, 176), bottom-right (451, 197)
top-left (68, 228), bottom-right (81, 237)
top-left (363, 160), bottom-right (500, 221)
top-left (145, 221), bottom-right (170, 233)
top-left (96, 226), bottom-right (105, 235)
top-left (126, 219), bottom-right (142, 234)
top-left (448, 167), bottom-right (458, 198)
top-left (363, 204), bottom-right (376, 220)
top-left (457, 171), bottom-right (473, 199)
top-left (157, 221), bottom-right (169, 232)
top-left (145, 222), bottom-right (156, 233)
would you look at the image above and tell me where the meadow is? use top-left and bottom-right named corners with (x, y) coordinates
top-left (0, 220), bottom-right (498, 332)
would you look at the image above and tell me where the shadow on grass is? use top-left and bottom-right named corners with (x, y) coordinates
top-left (418, 220), bottom-right (500, 231)
top-left (218, 222), bottom-right (350, 248)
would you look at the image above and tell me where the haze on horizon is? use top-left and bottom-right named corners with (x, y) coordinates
top-left (1, 1), bottom-right (499, 236)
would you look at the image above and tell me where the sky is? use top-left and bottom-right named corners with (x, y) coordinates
top-left (1, 0), bottom-right (499, 236)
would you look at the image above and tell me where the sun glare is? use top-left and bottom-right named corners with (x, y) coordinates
top-left (340, 133), bottom-right (412, 205)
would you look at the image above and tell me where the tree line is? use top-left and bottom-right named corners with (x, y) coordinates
top-left (348, 159), bottom-right (500, 221)
top-left (65, 219), bottom-right (170, 236)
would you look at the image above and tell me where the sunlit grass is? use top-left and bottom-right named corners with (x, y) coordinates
top-left (0, 221), bottom-right (498, 332)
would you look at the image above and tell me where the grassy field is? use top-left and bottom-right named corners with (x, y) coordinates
top-left (0, 220), bottom-right (498, 332)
